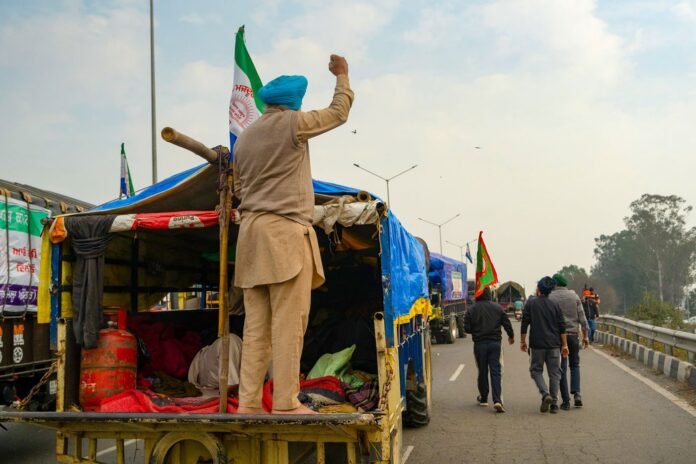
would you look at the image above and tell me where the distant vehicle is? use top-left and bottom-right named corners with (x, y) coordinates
top-left (427, 253), bottom-right (468, 344)
top-left (0, 178), bottom-right (92, 410)
top-left (495, 281), bottom-right (526, 313)
top-left (684, 316), bottom-right (696, 325)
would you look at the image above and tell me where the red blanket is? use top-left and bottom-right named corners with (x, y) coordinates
top-left (99, 376), bottom-right (344, 414)
top-left (100, 389), bottom-right (238, 413)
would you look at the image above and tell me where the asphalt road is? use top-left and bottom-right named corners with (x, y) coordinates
top-left (403, 325), bottom-right (696, 464)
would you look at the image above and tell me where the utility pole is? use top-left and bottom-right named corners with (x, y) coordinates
top-left (150, 0), bottom-right (158, 184)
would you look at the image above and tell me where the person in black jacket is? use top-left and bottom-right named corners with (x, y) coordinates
top-left (464, 287), bottom-right (514, 413)
top-left (520, 276), bottom-right (569, 414)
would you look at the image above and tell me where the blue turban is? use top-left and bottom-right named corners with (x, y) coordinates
top-left (258, 75), bottom-right (308, 110)
top-left (537, 276), bottom-right (557, 296)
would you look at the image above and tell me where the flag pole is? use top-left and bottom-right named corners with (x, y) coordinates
top-left (150, 0), bottom-right (158, 184)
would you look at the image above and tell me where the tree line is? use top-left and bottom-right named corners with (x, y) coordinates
top-left (558, 194), bottom-right (696, 327)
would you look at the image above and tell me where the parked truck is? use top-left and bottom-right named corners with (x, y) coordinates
top-left (0, 179), bottom-right (92, 410)
top-left (427, 253), bottom-right (468, 344)
top-left (0, 129), bottom-right (432, 463)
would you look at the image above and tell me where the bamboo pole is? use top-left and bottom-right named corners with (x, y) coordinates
top-left (161, 127), bottom-right (218, 163)
top-left (218, 150), bottom-right (233, 412)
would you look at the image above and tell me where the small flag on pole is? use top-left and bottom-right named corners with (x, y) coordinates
top-left (120, 143), bottom-right (135, 198)
top-left (475, 231), bottom-right (498, 297)
top-left (465, 243), bottom-right (473, 264)
top-left (228, 25), bottom-right (264, 156)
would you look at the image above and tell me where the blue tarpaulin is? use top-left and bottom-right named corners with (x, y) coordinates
top-left (380, 211), bottom-right (429, 323)
top-left (84, 163), bottom-right (425, 322)
top-left (429, 253), bottom-right (468, 302)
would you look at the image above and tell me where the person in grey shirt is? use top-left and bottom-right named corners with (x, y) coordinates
top-left (550, 273), bottom-right (589, 410)
top-left (521, 277), bottom-right (569, 414)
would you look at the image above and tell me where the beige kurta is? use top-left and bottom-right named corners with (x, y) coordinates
top-left (233, 74), bottom-right (354, 289)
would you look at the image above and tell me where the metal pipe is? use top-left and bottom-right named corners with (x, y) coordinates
top-left (150, 0), bottom-right (158, 183)
top-left (161, 127), bottom-right (219, 163)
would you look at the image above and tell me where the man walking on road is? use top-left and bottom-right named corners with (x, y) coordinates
top-left (520, 277), bottom-right (569, 414)
top-left (234, 55), bottom-right (354, 415)
top-left (464, 287), bottom-right (514, 413)
top-left (583, 288), bottom-right (601, 343)
top-left (550, 273), bottom-right (589, 410)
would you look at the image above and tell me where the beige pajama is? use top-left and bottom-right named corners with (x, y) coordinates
top-left (238, 230), bottom-right (314, 410)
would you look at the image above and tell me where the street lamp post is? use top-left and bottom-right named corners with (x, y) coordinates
top-left (418, 214), bottom-right (460, 254)
top-left (446, 240), bottom-right (466, 263)
top-left (352, 163), bottom-right (418, 207)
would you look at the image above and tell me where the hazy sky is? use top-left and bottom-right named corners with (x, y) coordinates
top-left (1, 0), bottom-right (695, 292)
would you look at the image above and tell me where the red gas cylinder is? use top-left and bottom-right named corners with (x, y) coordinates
top-left (79, 327), bottom-right (137, 411)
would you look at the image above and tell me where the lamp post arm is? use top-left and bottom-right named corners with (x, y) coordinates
top-left (387, 164), bottom-right (419, 181)
top-left (353, 164), bottom-right (388, 181)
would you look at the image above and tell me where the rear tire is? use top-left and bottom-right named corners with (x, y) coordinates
top-left (403, 382), bottom-right (430, 427)
top-left (456, 315), bottom-right (466, 338)
top-left (444, 317), bottom-right (456, 344)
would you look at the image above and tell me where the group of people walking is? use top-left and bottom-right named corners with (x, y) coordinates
top-left (464, 274), bottom-right (598, 414)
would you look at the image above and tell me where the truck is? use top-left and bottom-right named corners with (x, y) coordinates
top-left (495, 281), bottom-right (526, 313)
top-left (427, 253), bottom-right (468, 344)
top-left (0, 129), bottom-right (433, 463)
top-left (0, 178), bottom-right (92, 410)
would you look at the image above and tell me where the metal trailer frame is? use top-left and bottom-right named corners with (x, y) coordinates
top-left (0, 131), bottom-right (432, 463)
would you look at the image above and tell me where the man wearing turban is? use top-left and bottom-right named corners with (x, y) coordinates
top-left (233, 55), bottom-right (353, 414)
top-left (520, 276), bottom-right (569, 414)
top-left (550, 273), bottom-right (589, 410)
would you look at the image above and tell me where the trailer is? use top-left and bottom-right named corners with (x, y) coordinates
top-left (495, 281), bottom-right (526, 312)
top-left (0, 130), bottom-right (433, 463)
top-left (427, 253), bottom-right (468, 344)
top-left (0, 179), bottom-right (92, 410)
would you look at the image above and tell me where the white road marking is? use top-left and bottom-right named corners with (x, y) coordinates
top-left (96, 439), bottom-right (138, 457)
top-left (449, 363), bottom-right (465, 382)
top-left (402, 445), bottom-right (415, 463)
top-left (591, 347), bottom-right (696, 418)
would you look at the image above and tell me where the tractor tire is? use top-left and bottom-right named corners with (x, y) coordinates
top-left (444, 317), bottom-right (457, 344)
top-left (403, 382), bottom-right (430, 428)
top-left (456, 315), bottom-right (467, 338)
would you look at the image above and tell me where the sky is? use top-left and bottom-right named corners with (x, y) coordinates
top-left (1, 0), bottom-right (695, 293)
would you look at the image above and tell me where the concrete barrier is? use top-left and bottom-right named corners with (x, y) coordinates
top-left (595, 330), bottom-right (696, 388)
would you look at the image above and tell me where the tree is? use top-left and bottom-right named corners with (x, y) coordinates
top-left (686, 288), bottom-right (696, 318)
top-left (593, 194), bottom-right (696, 309)
top-left (627, 292), bottom-right (684, 329)
top-left (625, 194), bottom-right (696, 304)
top-left (555, 264), bottom-right (589, 295)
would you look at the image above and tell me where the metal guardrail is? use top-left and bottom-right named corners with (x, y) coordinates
top-left (598, 315), bottom-right (696, 363)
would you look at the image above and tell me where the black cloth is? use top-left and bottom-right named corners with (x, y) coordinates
top-left (474, 340), bottom-right (502, 404)
top-left (560, 334), bottom-right (581, 403)
top-left (464, 291), bottom-right (514, 343)
top-left (582, 299), bottom-right (598, 320)
top-left (521, 295), bottom-right (566, 349)
top-left (65, 215), bottom-right (116, 348)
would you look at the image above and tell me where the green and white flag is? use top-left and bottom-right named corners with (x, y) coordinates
top-left (228, 25), bottom-right (264, 154)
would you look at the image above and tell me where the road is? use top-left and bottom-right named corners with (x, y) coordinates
top-left (403, 325), bottom-right (696, 464)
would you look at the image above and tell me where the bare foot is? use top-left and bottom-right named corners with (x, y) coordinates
top-left (236, 406), bottom-right (269, 415)
top-left (272, 405), bottom-right (318, 415)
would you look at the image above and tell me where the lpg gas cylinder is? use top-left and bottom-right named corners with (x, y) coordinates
top-left (79, 326), bottom-right (137, 411)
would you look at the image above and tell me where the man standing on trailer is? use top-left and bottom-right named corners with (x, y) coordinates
top-left (233, 55), bottom-right (354, 414)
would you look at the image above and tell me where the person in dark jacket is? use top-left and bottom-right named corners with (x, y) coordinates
top-left (520, 277), bottom-right (569, 414)
top-left (464, 287), bottom-right (514, 412)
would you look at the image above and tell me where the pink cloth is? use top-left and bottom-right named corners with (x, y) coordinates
top-left (99, 389), bottom-right (238, 413)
